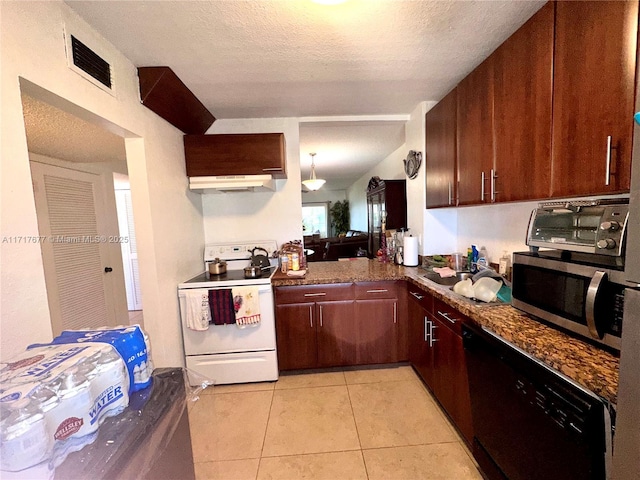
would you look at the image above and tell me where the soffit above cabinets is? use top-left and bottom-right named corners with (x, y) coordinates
top-left (138, 66), bottom-right (215, 134)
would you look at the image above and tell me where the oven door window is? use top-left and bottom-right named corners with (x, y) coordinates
top-left (530, 207), bottom-right (605, 247)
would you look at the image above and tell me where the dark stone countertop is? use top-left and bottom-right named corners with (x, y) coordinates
top-left (272, 259), bottom-right (619, 404)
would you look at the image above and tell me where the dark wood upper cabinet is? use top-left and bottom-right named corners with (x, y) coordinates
top-left (456, 56), bottom-right (495, 206)
top-left (426, 88), bottom-right (457, 208)
top-left (138, 67), bottom-right (215, 135)
top-left (551, 1), bottom-right (638, 197)
top-left (184, 133), bottom-right (287, 178)
top-left (493, 2), bottom-right (554, 202)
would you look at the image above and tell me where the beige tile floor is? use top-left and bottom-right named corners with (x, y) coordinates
top-left (188, 365), bottom-right (482, 480)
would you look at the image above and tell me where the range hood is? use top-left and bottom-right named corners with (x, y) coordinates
top-left (189, 175), bottom-right (276, 193)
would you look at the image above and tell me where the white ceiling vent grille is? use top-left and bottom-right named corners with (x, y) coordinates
top-left (64, 28), bottom-right (115, 96)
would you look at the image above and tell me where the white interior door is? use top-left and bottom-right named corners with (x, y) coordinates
top-left (31, 162), bottom-right (118, 334)
top-left (115, 189), bottom-right (142, 311)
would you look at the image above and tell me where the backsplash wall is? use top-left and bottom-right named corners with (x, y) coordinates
top-left (423, 201), bottom-right (536, 264)
top-left (455, 201), bottom-right (538, 264)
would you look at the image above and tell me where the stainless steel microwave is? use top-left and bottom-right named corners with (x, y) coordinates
top-left (511, 251), bottom-right (638, 351)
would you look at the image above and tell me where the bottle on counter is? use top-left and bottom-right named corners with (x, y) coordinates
top-left (477, 246), bottom-right (488, 270)
top-left (499, 251), bottom-right (510, 277)
top-left (470, 245), bottom-right (479, 273)
top-left (291, 253), bottom-right (300, 271)
top-left (280, 255), bottom-right (289, 273)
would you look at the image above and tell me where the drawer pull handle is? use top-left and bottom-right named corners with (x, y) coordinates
top-left (366, 289), bottom-right (389, 293)
top-left (410, 291), bottom-right (425, 300)
top-left (262, 168), bottom-right (282, 172)
top-left (437, 310), bottom-right (457, 324)
top-left (605, 135), bottom-right (612, 186)
top-left (304, 292), bottom-right (327, 297)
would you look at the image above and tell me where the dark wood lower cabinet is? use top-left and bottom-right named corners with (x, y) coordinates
top-left (355, 298), bottom-right (399, 364)
top-left (274, 282), bottom-right (405, 370)
top-left (316, 300), bottom-right (357, 367)
top-left (408, 286), bottom-right (474, 445)
top-left (408, 292), bottom-right (435, 388)
top-left (274, 302), bottom-right (317, 371)
top-left (429, 314), bottom-right (474, 444)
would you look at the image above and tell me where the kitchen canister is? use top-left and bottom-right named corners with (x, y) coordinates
top-left (403, 235), bottom-right (419, 267)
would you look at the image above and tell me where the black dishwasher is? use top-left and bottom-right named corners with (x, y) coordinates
top-left (462, 323), bottom-right (612, 480)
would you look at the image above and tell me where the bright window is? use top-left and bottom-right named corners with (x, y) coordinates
top-left (302, 203), bottom-right (329, 238)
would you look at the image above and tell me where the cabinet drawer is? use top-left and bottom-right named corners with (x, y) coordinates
top-left (275, 283), bottom-right (354, 304)
top-left (432, 298), bottom-right (468, 336)
top-left (355, 281), bottom-right (398, 299)
top-left (407, 285), bottom-right (433, 313)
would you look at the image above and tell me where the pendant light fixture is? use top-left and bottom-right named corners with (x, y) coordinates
top-left (302, 152), bottom-right (326, 191)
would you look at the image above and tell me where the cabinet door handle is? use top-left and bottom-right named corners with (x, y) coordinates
top-left (605, 135), bottom-right (612, 186)
top-left (437, 310), bottom-right (457, 324)
top-left (448, 182), bottom-right (452, 205)
top-left (304, 292), bottom-right (326, 297)
top-left (491, 169), bottom-right (498, 202)
top-left (319, 305), bottom-right (323, 327)
top-left (424, 317), bottom-right (429, 342)
top-left (429, 322), bottom-right (439, 347)
top-left (410, 291), bottom-right (424, 300)
top-left (309, 305), bottom-right (313, 328)
top-left (366, 289), bottom-right (388, 293)
top-left (481, 171), bottom-right (486, 201)
top-left (393, 302), bottom-right (397, 324)
top-left (262, 168), bottom-right (281, 172)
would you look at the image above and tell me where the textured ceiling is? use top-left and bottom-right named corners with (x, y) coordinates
top-left (299, 121), bottom-right (406, 190)
top-left (67, 0), bottom-right (545, 118)
top-left (53, 0), bottom-right (545, 189)
top-left (21, 94), bottom-right (126, 164)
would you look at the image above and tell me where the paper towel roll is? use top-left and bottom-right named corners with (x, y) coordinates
top-left (403, 235), bottom-right (419, 266)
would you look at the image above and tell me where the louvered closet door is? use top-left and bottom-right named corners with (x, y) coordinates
top-left (31, 162), bottom-right (116, 334)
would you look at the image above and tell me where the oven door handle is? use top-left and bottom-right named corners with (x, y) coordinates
top-left (586, 271), bottom-right (607, 340)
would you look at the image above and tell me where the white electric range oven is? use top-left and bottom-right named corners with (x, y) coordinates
top-left (178, 240), bottom-right (279, 386)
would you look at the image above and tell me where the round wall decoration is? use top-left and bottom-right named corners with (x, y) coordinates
top-left (403, 150), bottom-right (422, 179)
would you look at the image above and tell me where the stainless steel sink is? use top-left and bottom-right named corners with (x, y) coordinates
top-left (422, 270), bottom-right (473, 286)
top-left (421, 269), bottom-right (506, 306)
top-left (448, 287), bottom-right (505, 307)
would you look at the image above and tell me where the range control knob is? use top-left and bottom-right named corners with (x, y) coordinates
top-left (600, 221), bottom-right (621, 232)
top-left (597, 238), bottom-right (617, 250)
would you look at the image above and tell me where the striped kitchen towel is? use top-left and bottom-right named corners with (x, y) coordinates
top-left (208, 289), bottom-right (236, 325)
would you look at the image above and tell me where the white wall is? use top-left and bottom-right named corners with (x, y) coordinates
top-left (202, 118), bottom-right (302, 247)
top-left (302, 189), bottom-right (346, 205)
top-left (404, 101), bottom-right (435, 251)
top-left (348, 102), bottom-right (435, 245)
top-left (347, 141), bottom-right (407, 232)
top-left (0, 1), bottom-right (204, 366)
top-left (454, 202), bottom-right (536, 263)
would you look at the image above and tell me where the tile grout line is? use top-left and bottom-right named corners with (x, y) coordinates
top-left (345, 374), bottom-right (372, 480)
top-left (256, 387), bottom-right (276, 480)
